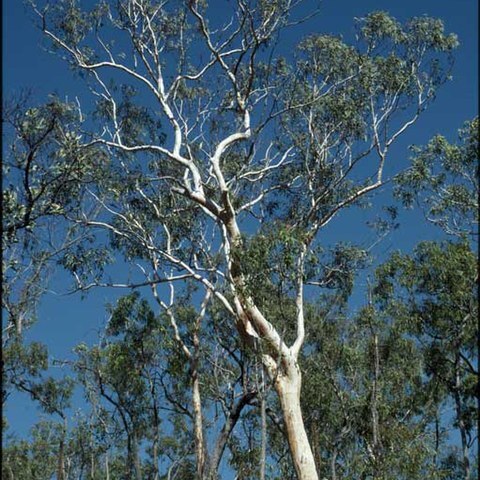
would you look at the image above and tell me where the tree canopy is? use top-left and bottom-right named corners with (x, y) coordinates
top-left (2, 1), bottom-right (477, 479)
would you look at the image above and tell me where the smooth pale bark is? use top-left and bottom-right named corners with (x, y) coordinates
top-left (223, 199), bottom-right (318, 479)
top-left (274, 362), bottom-right (319, 480)
top-left (192, 305), bottom-right (208, 479)
top-left (192, 370), bottom-right (206, 478)
top-left (105, 453), bottom-right (110, 480)
top-left (90, 451), bottom-right (95, 479)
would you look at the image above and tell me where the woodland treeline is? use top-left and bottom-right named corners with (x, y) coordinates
top-left (2, 1), bottom-right (478, 479)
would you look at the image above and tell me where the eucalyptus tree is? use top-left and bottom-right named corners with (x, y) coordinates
top-left (272, 288), bottom-right (440, 480)
top-left (369, 118), bottom-right (480, 480)
top-left (25, 1), bottom-right (459, 478)
top-left (2, 420), bottom-right (67, 480)
top-left (2, 97), bottom-right (105, 344)
top-left (1, 98), bottom-right (97, 417)
top-left (1, 97), bottom-right (105, 480)
top-left (373, 240), bottom-right (478, 480)
top-left (228, 117), bottom-right (479, 480)
top-left (393, 118), bottom-right (479, 479)
top-left (2, 339), bottom-right (74, 480)
top-left (71, 290), bottom-right (264, 479)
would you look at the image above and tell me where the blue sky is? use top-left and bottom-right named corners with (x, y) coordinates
top-left (3, 0), bottom-right (478, 444)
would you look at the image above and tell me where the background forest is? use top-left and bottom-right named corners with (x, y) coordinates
top-left (2, 1), bottom-right (478, 479)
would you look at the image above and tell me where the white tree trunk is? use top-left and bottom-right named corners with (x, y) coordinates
top-left (275, 362), bottom-right (318, 480)
top-left (192, 370), bottom-right (206, 478)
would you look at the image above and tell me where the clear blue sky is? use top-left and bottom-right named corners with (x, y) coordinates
top-left (3, 0), bottom-right (478, 440)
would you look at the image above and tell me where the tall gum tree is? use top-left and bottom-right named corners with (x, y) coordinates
top-left (391, 117), bottom-right (479, 479)
top-left (28, 1), bottom-right (458, 478)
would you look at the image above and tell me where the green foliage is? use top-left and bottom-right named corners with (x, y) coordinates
top-left (395, 117), bottom-right (479, 238)
top-left (3, 2), bottom-right (473, 479)
top-left (2, 96), bottom-right (103, 243)
top-left (2, 95), bottom-right (109, 341)
top-left (2, 421), bottom-right (64, 480)
top-left (3, 341), bottom-right (49, 379)
top-left (3, 339), bottom-right (73, 419)
top-left (94, 84), bottom-right (165, 147)
top-left (361, 11), bottom-right (458, 52)
top-left (299, 298), bottom-right (437, 479)
top-left (298, 34), bottom-right (359, 81)
top-left (59, 245), bottom-right (114, 283)
top-left (373, 240), bottom-right (478, 477)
